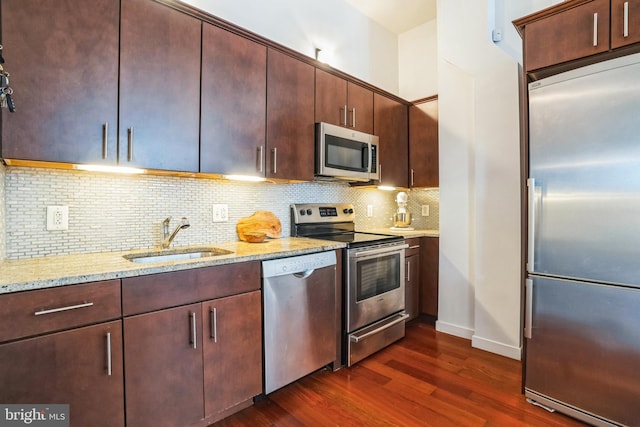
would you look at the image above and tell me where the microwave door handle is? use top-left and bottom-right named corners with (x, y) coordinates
top-left (362, 145), bottom-right (369, 171)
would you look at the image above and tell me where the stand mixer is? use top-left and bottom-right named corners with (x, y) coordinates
top-left (391, 191), bottom-right (413, 230)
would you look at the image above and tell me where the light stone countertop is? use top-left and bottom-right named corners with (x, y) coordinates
top-left (364, 228), bottom-right (440, 238)
top-left (0, 237), bottom-right (346, 294)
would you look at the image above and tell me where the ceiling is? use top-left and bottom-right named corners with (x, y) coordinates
top-left (344, 0), bottom-right (437, 34)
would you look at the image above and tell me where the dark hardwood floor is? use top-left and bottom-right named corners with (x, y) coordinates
top-left (211, 319), bottom-right (588, 427)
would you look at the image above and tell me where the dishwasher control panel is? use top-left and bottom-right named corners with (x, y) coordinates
top-left (262, 251), bottom-right (336, 278)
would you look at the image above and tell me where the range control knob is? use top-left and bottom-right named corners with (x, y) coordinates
top-left (306, 209), bottom-right (313, 215)
top-left (299, 209), bottom-right (306, 215)
top-left (343, 208), bottom-right (349, 214)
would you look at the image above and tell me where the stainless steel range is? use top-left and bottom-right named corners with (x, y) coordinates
top-left (291, 203), bottom-right (409, 367)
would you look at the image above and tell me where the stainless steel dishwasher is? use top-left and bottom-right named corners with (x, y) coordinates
top-left (262, 251), bottom-right (337, 394)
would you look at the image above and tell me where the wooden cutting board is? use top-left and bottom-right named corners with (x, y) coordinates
top-left (236, 211), bottom-right (282, 241)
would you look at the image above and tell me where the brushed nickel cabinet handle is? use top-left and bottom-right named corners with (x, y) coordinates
top-left (351, 108), bottom-right (356, 128)
top-left (343, 104), bottom-right (348, 126)
top-left (106, 332), bottom-right (112, 376)
top-left (210, 307), bottom-right (217, 343)
top-left (190, 311), bottom-right (197, 349)
top-left (102, 122), bottom-right (109, 159)
top-left (34, 302), bottom-right (94, 316)
top-left (624, 2), bottom-right (629, 38)
top-left (593, 13), bottom-right (599, 47)
top-left (411, 168), bottom-right (415, 186)
top-left (272, 147), bottom-right (277, 174)
top-left (127, 127), bottom-right (134, 162)
top-left (257, 146), bottom-right (264, 173)
top-left (407, 261), bottom-right (411, 282)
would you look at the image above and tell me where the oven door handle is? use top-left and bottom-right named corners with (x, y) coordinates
top-left (349, 312), bottom-right (410, 343)
top-left (352, 244), bottom-right (408, 258)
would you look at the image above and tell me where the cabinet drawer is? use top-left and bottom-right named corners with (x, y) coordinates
top-left (122, 261), bottom-right (261, 316)
top-left (0, 280), bottom-right (121, 343)
top-left (405, 238), bottom-right (421, 257)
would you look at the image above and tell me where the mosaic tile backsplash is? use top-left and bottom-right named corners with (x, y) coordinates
top-left (1, 167), bottom-right (439, 259)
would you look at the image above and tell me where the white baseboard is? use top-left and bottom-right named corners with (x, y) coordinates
top-left (472, 335), bottom-right (522, 360)
top-left (435, 320), bottom-right (474, 339)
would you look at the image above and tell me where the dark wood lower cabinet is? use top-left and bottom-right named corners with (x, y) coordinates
top-left (404, 239), bottom-right (420, 321)
top-left (419, 237), bottom-right (439, 317)
top-left (124, 303), bottom-right (204, 427)
top-left (0, 321), bottom-right (124, 427)
top-left (124, 291), bottom-right (263, 426)
top-left (203, 291), bottom-right (262, 419)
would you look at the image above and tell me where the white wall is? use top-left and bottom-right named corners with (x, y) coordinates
top-left (399, 20), bottom-right (438, 100)
top-left (435, 0), bottom-right (523, 359)
top-left (182, 0), bottom-right (399, 94)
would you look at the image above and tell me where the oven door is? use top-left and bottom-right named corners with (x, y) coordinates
top-left (346, 243), bottom-right (407, 333)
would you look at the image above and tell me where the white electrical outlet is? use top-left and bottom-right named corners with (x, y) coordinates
top-left (47, 206), bottom-right (69, 230)
top-left (421, 205), bottom-right (430, 217)
top-left (212, 204), bottom-right (229, 222)
top-left (367, 205), bottom-right (373, 217)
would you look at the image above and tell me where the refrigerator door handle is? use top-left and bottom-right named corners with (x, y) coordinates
top-left (524, 278), bottom-right (533, 339)
top-left (527, 178), bottom-right (536, 273)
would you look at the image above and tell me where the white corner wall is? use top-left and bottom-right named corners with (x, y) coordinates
top-left (181, 0), bottom-right (399, 95)
top-left (436, 0), bottom-right (523, 359)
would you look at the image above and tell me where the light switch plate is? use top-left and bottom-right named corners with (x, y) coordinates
top-left (212, 204), bottom-right (229, 222)
top-left (421, 205), bottom-right (430, 217)
top-left (47, 205), bottom-right (69, 230)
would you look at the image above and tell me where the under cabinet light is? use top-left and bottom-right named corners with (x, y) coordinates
top-left (224, 174), bottom-right (266, 182)
top-left (74, 164), bottom-right (146, 174)
top-left (377, 185), bottom-right (396, 191)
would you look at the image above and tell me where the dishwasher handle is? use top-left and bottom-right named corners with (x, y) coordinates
top-left (293, 269), bottom-right (315, 279)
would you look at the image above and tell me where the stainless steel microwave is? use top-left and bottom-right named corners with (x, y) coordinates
top-left (315, 122), bottom-right (379, 182)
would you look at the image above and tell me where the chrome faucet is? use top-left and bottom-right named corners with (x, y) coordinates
top-left (161, 216), bottom-right (190, 248)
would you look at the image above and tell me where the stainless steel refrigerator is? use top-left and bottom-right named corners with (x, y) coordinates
top-left (525, 53), bottom-right (640, 427)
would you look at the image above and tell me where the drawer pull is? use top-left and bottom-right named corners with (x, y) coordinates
top-left (593, 13), bottom-right (599, 47)
top-left (408, 245), bottom-right (420, 249)
top-left (34, 302), bottom-right (94, 316)
top-left (624, 2), bottom-right (630, 38)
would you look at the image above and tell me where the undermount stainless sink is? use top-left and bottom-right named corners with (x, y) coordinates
top-left (124, 247), bottom-right (233, 264)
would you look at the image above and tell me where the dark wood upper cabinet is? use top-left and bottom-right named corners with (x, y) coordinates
top-left (200, 23), bottom-right (267, 176)
top-left (611, 0), bottom-right (640, 48)
top-left (315, 69), bottom-right (374, 134)
top-left (374, 93), bottom-right (408, 188)
top-left (409, 97), bottom-right (438, 188)
top-left (119, 0), bottom-right (201, 172)
top-left (0, 0), bottom-right (119, 164)
top-left (0, 321), bottom-right (124, 427)
top-left (517, 0), bottom-right (610, 72)
top-left (266, 49), bottom-right (315, 181)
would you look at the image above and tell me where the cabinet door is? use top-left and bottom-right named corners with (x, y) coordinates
top-left (0, 321), bottom-right (124, 427)
top-left (124, 304), bottom-right (204, 427)
top-left (524, 0), bottom-right (610, 71)
top-left (120, 0), bottom-right (201, 172)
top-left (405, 253), bottom-right (420, 321)
top-left (347, 83), bottom-right (374, 134)
top-left (611, 0), bottom-right (640, 48)
top-left (203, 291), bottom-right (262, 418)
top-left (409, 98), bottom-right (438, 188)
top-left (201, 24), bottom-right (267, 176)
top-left (0, 0), bottom-right (119, 164)
top-left (419, 237), bottom-right (439, 317)
top-left (266, 49), bottom-right (315, 181)
top-left (374, 93), bottom-right (409, 188)
top-left (315, 69), bottom-right (348, 127)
